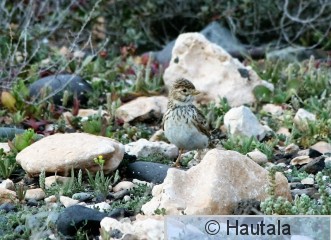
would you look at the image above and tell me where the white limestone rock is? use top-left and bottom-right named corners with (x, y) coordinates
top-left (224, 106), bottom-right (268, 140)
top-left (125, 138), bottom-right (178, 159)
top-left (115, 96), bottom-right (168, 123)
top-left (246, 149), bottom-right (268, 165)
top-left (294, 108), bottom-right (316, 130)
top-left (25, 188), bottom-right (46, 201)
top-left (16, 133), bottom-right (124, 177)
top-left (113, 181), bottom-right (136, 193)
top-left (163, 33), bottom-right (273, 106)
top-left (141, 149), bottom-right (291, 215)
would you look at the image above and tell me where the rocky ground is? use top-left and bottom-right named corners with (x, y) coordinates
top-left (0, 24), bottom-right (331, 240)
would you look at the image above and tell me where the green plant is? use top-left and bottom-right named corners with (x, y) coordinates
top-left (290, 119), bottom-right (331, 148)
top-left (138, 152), bottom-right (173, 165)
top-left (15, 183), bottom-right (27, 202)
top-left (0, 149), bottom-right (17, 179)
top-left (86, 156), bottom-right (119, 198)
top-left (111, 183), bottom-right (152, 214)
top-left (154, 207), bottom-right (167, 216)
top-left (316, 172), bottom-right (331, 214)
top-left (39, 169), bottom-right (46, 190)
top-left (10, 129), bottom-right (39, 152)
top-left (260, 167), bottom-right (294, 215)
top-left (261, 167), bottom-right (331, 215)
top-left (81, 114), bottom-right (104, 135)
top-left (222, 136), bottom-right (257, 155)
top-left (0, 210), bottom-right (31, 239)
top-left (107, 123), bottom-right (153, 144)
top-left (201, 97), bottom-right (231, 129)
top-left (46, 169), bottom-right (84, 197)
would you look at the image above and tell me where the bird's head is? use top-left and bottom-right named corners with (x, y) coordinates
top-left (169, 78), bottom-right (200, 104)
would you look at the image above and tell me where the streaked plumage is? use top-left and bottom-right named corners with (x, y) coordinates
top-left (162, 78), bottom-right (210, 166)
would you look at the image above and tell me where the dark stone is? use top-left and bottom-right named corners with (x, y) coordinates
top-left (0, 203), bottom-right (17, 213)
top-left (289, 183), bottom-right (305, 190)
top-left (56, 205), bottom-right (130, 238)
top-left (232, 199), bottom-right (261, 215)
top-left (57, 205), bottom-right (108, 238)
top-left (301, 156), bottom-right (325, 174)
top-left (72, 192), bottom-right (94, 202)
top-left (290, 177), bottom-right (302, 183)
top-left (108, 208), bottom-right (133, 219)
top-left (266, 47), bottom-right (328, 62)
top-left (126, 161), bottom-right (171, 184)
top-left (291, 188), bottom-right (319, 199)
top-left (0, 127), bottom-right (25, 140)
top-left (95, 193), bottom-right (107, 203)
top-left (26, 199), bottom-right (38, 207)
top-left (309, 148), bottom-right (323, 158)
top-left (110, 228), bottom-right (123, 239)
top-left (29, 74), bottom-right (92, 105)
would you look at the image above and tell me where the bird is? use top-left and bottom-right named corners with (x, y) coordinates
top-left (162, 78), bottom-right (210, 167)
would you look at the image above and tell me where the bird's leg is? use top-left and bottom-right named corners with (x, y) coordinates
top-left (173, 149), bottom-right (183, 167)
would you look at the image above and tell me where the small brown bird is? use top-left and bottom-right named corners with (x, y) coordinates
top-left (162, 78), bottom-right (210, 167)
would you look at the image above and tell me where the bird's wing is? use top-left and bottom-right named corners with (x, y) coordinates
top-left (192, 106), bottom-right (210, 138)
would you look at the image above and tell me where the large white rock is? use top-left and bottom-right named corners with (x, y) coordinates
top-left (224, 106), bottom-right (268, 140)
top-left (115, 96), bottom-right (168, 123)
top-left (100, 215), bottom-right (164, 240)
top-left (293, 108), bottom-right (316, 130)
top-left (125, 138), bottom-right (178, 159)
top-left (163, 33), bottom-right (273, 106)
top-left (141, 149), bottom-right (291, 215)
top-left (246, 149), bottom-right (268, 165)
top-left (25, 188), bottom-right (46, 201)
top-left (16, 133), bottom-right (124, 176)
top-left (262, 104), bottom-right (284, 116)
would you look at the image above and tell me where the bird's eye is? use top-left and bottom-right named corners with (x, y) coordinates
top-left (182, 89), bottom-right (187, 93)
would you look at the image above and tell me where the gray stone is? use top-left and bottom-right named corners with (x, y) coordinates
top-left (126, 161), bottom-right (171, 184)
top-left (72, 192), bottom-right (94, 202)
top-left (267, 47), bottom-right (327, 62)
top-left (56, 205), bottom-right (131, 238)
top-left (301, 156), bottom-right (325, 174)
top-left (0, 127), bottom-right (25, 140)
top-left (29, 74), bottom-right (92, 105)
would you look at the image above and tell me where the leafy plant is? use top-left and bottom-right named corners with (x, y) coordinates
top-left (138, 152), bottom-right (173, 165)
top-left (10, 129), bottom-right (39, 152)
top-left (290, 119), bottom-right (331, 148)
top-left (45, 169), bottom-right (84, 197)
top-left (86, 156), bottom-right (119, 198)
top-left (222, 136), bottom-right (257, 155)
top-left (0, 149), bottom-right (17, 179)
top-left (154, 207), bottom-right (167, 216)
top-left (15, 183), bottom-right (27, 202)
top-left (261, 167), bottom-right (331, 215)
top-left (111, 183), bottom-right (152, 214)
top-left (201, 97), bottom-right (231, 129)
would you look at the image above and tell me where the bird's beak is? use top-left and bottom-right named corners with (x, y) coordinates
top-left (192, 90), bottom-right (200, 95)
